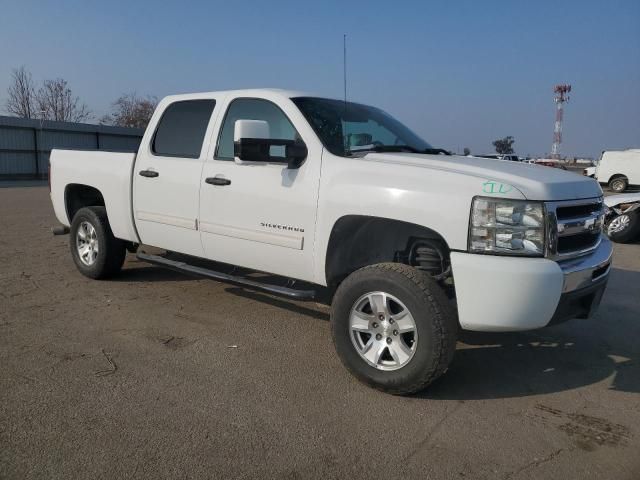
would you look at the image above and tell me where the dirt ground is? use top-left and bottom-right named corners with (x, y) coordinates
top-left (1, 186), bottom-right (639, 480)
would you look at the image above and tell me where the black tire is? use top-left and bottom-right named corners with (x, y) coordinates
top-left (331, 263), bottom-right (457, 395)
top-left (609, 176), bottom-right (628, 193)
top-left (69, 206), bottom-right (126, 279)
top-left (606, 211), bottom-right (640, 243)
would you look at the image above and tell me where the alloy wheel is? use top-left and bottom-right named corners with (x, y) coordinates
top-left (76, 221), bottom-right (99, 266)
top-left (349, 291), bottom-right (418, 371)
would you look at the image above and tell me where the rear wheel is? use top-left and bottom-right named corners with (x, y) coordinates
top-left (606, 211), bottom-right (640, 243)
top-left (70, 206), bottom-right (126, 279)
top-left (609, 176), bottom-right (628, 193)
top-left (331, 263), bottom-right (457, 395)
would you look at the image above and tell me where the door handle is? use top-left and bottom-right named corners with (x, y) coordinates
top-left (139, 169), bottom-right (159, 178)
top-left (205, 177), bottom-right (231, 186)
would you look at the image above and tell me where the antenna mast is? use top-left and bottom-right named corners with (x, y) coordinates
top-left (551, 84), bottom-right (571, 159)
top-left (343, 34), bottom-right (348, 105)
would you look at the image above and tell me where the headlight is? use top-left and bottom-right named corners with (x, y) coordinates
top-left (469, 197), bottom-right (545, 256)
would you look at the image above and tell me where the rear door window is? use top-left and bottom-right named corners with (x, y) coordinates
top-left (152, 100), bottom-right (216, 158)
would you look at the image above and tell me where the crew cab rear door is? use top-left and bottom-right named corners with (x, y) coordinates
top-left (199, 95), bottom-right (322, 282)
top-left (133, 98), bottom-right (217, 256)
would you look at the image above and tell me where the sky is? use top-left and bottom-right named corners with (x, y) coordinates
top-left (0, 0), bottom-right (638, 158)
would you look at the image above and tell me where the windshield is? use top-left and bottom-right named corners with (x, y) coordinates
top-left (292, 97), bottom-right (439, 157)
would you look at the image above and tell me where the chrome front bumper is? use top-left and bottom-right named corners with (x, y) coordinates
top-left (559, 235), bottom-right (613, 293)
top-left (547, 236), bottom-right (612, 326)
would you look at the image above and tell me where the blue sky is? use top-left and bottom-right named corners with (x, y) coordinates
top-left (0, 0), bottom-right (638, 158)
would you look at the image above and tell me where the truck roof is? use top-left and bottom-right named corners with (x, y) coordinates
top-left (161, 88), bottom-right (313, 103)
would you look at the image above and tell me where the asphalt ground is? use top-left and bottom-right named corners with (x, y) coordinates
top-left (1, 186), bottom-right (639, 479)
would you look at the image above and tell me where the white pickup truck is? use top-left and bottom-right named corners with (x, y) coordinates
top-left (50, 89), bottom-right (612, 394)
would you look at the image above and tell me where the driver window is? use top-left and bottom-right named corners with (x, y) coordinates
top-left (216, 98), bottom-right (298, 160)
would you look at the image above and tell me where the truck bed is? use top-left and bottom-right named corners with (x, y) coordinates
top-left (49, 149), bottom-right (139, 242)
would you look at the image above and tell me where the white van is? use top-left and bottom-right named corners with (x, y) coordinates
top-left (596, 149), bottom-right (640, 192)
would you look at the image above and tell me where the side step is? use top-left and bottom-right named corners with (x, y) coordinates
top-left (136, 252), bottom-right (316, 301)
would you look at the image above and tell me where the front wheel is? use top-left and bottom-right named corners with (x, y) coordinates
top-left (331, 263), bottom-right (457, 395)
top-left (606, 212), bottom-right (640, 243)
top-left (609, 177), bottom-right (628, 193)
top-left (70, 206), bottom-right (126, 279)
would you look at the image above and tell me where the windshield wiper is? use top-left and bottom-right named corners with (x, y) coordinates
top-left (372, 145), bottom-right (422, 153)
top-left (421, 148), bottom-right (451, 156)
top-left (346, 145), bottom-right (451, 156)
top-left (346, 145), bottom-right (422, 155)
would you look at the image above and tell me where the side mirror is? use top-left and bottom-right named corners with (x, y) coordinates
top-left (233, 119), bottom-right (307, 169)
top-left (233, 120), bottom-right (270, 164)
top-left (284, 141), bottom-right (308, 169)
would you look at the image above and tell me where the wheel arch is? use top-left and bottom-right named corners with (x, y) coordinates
top-left (324, 215), bottom-right (452, 287)
top-left (64, 184), bottom-right (106, 223)
top-left (608, 173), bottom-right (628, 184)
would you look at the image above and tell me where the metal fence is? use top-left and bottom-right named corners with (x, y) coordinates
top-left (0, 115), bottom-right (144, 178)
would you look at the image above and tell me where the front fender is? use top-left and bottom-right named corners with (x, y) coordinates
top-left (313, 153), bottom-right (526, 285)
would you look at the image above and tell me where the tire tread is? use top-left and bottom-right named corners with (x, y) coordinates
top-left (70, 206), bottom-right (126, 279)
top-left (331, 262), bottom-right (457, 395)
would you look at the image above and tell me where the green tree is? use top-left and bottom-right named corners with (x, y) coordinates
top-left (492, 136), bottom-right (515, 155)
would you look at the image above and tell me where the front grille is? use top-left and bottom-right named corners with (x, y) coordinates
top-left (556, 203), bottom-right (599, 219)
top-left (546, 198), bottom-right (604, 260)
top-left (558, 231), bottom-right (600, 254)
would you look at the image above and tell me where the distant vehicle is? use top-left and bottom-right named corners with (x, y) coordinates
top-left (477, 154), bottom-right (520, 161)
top-left (584, 166), bottom-right (596, 178)
top-left (536, 160), bottom-right (568, 170)
top-left (595, 149), bottom-right (640, 193)
top-left (604, 193), bottom-right (640, 243)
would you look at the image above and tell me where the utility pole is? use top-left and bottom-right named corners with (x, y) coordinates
top-left (551, 84), bottom-right (571, 159)
top-left (34, 110), bottom-right (46, 178)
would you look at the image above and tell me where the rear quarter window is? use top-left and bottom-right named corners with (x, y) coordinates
top-left (152, 100), bottom-right (216, 158)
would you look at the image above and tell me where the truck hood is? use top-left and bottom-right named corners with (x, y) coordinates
top-left (364, 153), bottom-right (603, 201)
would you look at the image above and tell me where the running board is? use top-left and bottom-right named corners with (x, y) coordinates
top-left (136, 252), bottom-right (316, 300)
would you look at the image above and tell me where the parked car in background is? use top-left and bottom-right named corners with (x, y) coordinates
top-left (604, 193), bottom-right (640, 243)
top-left (478, 154), bottom-right (520, 161)
top-left (595, 149), bottom-right (640, 192)
top-left (536, 160), bottom-right (568, 170)
top-left (584, 166), bottom-right (596, 178)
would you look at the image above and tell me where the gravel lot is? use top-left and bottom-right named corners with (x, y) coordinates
top-left (1, 186), bottom-right (639, 479)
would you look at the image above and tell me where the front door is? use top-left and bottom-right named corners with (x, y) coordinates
top-left (133, 99), bottom-right (216, 257)
top-left (199, 97), bottom-right (321, 282)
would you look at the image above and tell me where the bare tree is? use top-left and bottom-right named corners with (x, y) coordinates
top-left (100, 93), bottom-right (157, 129)
top-left (5, 66), bottom-right (37, 118)
top-left (35, 78), bottom-right (91, 122)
